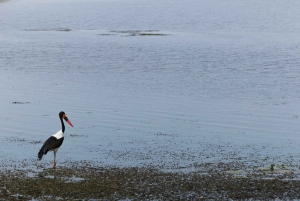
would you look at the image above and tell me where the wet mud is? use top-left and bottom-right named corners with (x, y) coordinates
top-left (1, 160), bottom-right (300, 200)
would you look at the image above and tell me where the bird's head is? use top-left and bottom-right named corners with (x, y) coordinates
top-left (59, 111), bottom-right (74, 127)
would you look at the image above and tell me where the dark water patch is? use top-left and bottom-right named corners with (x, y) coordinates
top-left (12, 101), bottom-right (31, 104)
top-left (154, 132), bottom-right (178, 137)
top-left (111, 30), bottom-right (158, 33)
top-left (25, 28), bottom-right (72, 32)
top-left (110, 30), bottom-right (170, 36)
top-left (139, 33), bottom-right (169, 36)
top-left (98, 33), bottom-right (117, 36)
top-left (69, 134), bottom-right (86, 138)
top-left (3, 136), bottom-right (43, 145)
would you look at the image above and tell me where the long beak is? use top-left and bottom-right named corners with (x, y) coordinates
top-left (64, 117), bottom-right (74, 127)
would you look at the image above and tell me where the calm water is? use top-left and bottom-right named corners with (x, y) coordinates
top-left (1, 0), bottom-right (300, 169)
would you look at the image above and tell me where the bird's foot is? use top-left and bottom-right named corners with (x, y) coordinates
top-left (52, 162), bottom-right (56, 168)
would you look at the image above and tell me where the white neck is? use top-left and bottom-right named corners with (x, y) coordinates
top-left (52, 130), bottom-right (64, 139)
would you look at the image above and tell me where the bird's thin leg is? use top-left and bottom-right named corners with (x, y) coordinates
top-left (53, 149), bottom-right (57, 168)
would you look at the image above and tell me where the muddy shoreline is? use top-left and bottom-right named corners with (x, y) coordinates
top-left (1, 161), bottom-right (300, 200)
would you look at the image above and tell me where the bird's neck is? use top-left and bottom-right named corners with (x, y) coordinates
top-left (60, 117), bottom-right (65, 133)
top-left (52, 130), bottom-right (64, 139)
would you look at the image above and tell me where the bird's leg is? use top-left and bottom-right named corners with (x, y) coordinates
top-left (53, 149), bottom-right (57, 168)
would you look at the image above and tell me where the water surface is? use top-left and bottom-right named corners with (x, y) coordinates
top-left (1, 0), bottom-right (300, 170)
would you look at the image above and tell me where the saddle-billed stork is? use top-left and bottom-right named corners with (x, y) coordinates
top-left (38, 111), bottom-right (73, 168)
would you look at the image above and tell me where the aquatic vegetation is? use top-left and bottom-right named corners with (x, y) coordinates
top-left (271, 163), bottom-right (275, 171)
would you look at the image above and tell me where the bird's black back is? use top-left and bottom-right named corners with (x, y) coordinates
top-left (38, 136), bottom-right (64, 160)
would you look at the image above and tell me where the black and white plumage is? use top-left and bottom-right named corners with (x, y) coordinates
top-left (38, 111), bottom-right (73, 168)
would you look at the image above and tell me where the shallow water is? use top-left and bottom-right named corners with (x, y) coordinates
top-left (1, 0), bottom-right (300, 170)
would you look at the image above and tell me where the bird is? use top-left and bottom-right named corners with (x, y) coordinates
top-left (38, 111), bottom-right (73, 168)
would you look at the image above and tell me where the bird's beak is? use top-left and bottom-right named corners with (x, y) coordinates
top-left (64, 116), bottom-right (74, 127)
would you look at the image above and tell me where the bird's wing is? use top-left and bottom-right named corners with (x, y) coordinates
top-left (38, 136), bottom-right (64, 159)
